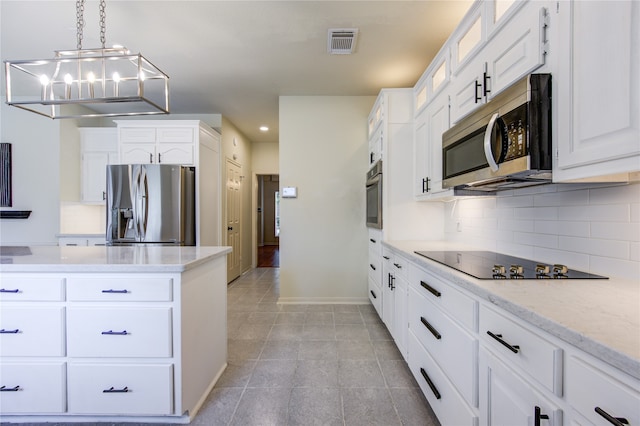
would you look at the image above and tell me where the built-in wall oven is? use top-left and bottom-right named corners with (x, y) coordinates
top-left (366, 160), bottom-right (382, 229)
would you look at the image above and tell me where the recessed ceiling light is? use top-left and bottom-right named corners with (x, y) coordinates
top-left (260, 126), bottom-right (269, 132)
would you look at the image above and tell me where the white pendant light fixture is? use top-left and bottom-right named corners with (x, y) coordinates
top-left (3, 0), bottom-right (169, 119)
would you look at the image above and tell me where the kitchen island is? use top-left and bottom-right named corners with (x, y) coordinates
top-left (0, 245), bottom-right (231, 424)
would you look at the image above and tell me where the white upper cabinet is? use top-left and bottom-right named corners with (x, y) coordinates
top-left (553, 0), bottom-right (640, 182)
top-left (450, 0), bottom-right (548, 125)
top-left (80, 128), bottom-right (118, 204)
top-left (118, 125), bottom-right (195, 165)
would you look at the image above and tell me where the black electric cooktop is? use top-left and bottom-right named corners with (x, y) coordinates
top-left (414, 251), bottom-right (608, 280)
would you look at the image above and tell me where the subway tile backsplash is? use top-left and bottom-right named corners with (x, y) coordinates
top-left (444, 182), bottom-right (640, 280)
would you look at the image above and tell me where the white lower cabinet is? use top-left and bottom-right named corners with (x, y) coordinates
top-left (479, 346), bottom-right (563, 426)
top-left (566, 355), bottom-right (640, 426)
top-left (67, 363), bottom-right (173, 415)
top-left (408, 331), bottom-right (478, 426)
top-left (0, 362), bottom-right (66, 413)
top-left (0, 307), bottom-right (65, 357)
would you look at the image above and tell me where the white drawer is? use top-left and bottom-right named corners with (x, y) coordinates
top-left (368, 251), bottom-right (382, 285)
top-left (0, 307), bottom-right (65, 357)
top-left (479, 304), bottom-right (563, 396)
top-left (67, 307), bottom-right (172, 357)
top-left (157, 127), bottom-right (194, 143)
top-left (0, 362), bottom-right (66, 413)
top-left (67, 363), bottom-right (173, 415)
top-left (368, 276), bottom-right (382, 318)
top-left (567, 356), bottom-right (640, 425)
top-left (389, 253), bottom-right (408, 280)
top-left (407, 331), bottom-right (478, 426)
top-left (410, 265), bottom-right (477, 331)
top-left (0, 277), bottom-right (64, 301)
top-left (408, 286), bottom-right (478, 406)
top-left (368, 229), bottom-right (382, 255)
top-left (67, 276), bottom-right (173, 302)
top-left (119, 127), bottom-right (156, 143)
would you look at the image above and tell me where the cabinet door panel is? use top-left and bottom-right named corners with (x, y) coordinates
top-left (157, 144), bottom-right (194, 165)
top-left (67, 276), bottom-right (173, 302)
top-left (120, 143), bottom-right (155, 164)
top-left (119, 127), bottom-right (156, 143)
top-left (479, 347), bottom-right (562, 426)
top-left (156, 127), bottom-right (194, 143)
top-left (0, 277), bottom-right (64, 301)
top-left (0, 362), bottom-right (66, 413)
top-left (67, 307), bottom-right (172, 357)
top-left (0, 307), bottom-right (65, 356)
top-left (67, 363), bottom-right (173, 415)
top-left (82, 151), bottom-right (110, 202)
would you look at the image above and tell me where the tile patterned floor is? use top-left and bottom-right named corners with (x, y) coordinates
top-left (193, 267), bottom-right (440, 426)
top-left (2, 268), bottom-right (439, 426)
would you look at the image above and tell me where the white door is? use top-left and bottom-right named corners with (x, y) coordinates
top-left (226, 159), bottom-right (242, 282)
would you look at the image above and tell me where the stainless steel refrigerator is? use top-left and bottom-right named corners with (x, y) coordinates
top-left (106, 164), bottom-right (196, 245)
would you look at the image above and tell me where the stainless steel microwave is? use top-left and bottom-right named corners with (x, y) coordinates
top-left (366, 160), bottom-right (382, 229)
top-left (442, 73), bottom-right (552, 192)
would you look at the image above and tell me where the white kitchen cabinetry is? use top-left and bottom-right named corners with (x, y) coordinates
top-left (367, 228), bottom-right (383, 317)
top-left (58, 236), bottom-right (107, 246)
top-left (566, 355), bottom-right (640, 425)
top-left (80, 128), bottom-right (118, 204)
top-left (450, 0), bottom-right (548, 124)
top-left (367, 89), bottom-right (413, 167)
top-left (0, 256), bottom-right (228, 422)
top-left (553, 1), bottom-right (640, 182)
top-left (479, 346), bottom-right (563, 426)
top-left (380, 247), bottom-right (408, 358)
top-left (115, 120), bottom-right (222, 246)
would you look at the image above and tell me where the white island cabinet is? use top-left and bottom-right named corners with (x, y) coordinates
top-left (0, 245), bottom-right (230, 424)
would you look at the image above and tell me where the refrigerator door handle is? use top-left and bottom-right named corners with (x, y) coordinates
top-left (140, 166), bottom-right (149, 240)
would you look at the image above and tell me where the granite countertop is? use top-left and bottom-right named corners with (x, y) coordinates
top-left (384, 240), bottom-right (640, 381)
top-left (0, 245), bottom-right (232, 273)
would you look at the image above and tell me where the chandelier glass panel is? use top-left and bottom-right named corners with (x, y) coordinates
top-left (3, 0), bottom-right (169, 119)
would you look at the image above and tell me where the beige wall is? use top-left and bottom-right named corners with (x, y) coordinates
top-left (279, 95), bottom-right (375, 303)
top-left (221, 116), bottom-right (254, 275)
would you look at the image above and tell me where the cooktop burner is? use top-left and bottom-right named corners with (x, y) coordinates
top-left (414, 251), bottom-right (608, 280)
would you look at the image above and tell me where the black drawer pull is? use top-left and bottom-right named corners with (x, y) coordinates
top-left (0, 329), bottom-right (20, 334)
top-left (101, 289), bottom-right (129, 294)
top-left (487, 331), bottom-right (520, 353)
top-left (369, 264), bottom-right (376, 271)
top-left (0, 288), bottom-right (19, 293)
top-left (0, 385), bottom-right (20, 392)
top-left (419, 368), bottom-right (441, 400)
top-left (370, 290), bottom-right (377, 299)
top-left (103, 386), bottom-right (129, 393)
top-left (393, 263), bottom-right (401, 269)
top-left (383, 256), bottom-right (390, 260)
top-left (101, 330), bottom-right (129, 336)
top-left (369, 238), bottom-right (376, 243)
top-left (595, 407), bottom-right (629, 426)
top-left (420, 281), bottom-right (441, 298)
top-left (535, 406), bottom-right (550, 426)
top-left (420, 317), bottom-right (441, 340)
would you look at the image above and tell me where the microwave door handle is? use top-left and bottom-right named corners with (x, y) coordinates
top-left (484, 112), bottom-right (500, 172)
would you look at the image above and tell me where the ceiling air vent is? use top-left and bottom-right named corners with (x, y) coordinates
top-left (328, 28), bottom-right (359, 54)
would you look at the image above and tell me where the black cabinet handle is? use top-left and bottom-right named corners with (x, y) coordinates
top-left (149, 153), bottom-right (153, 163)
top-left (0, 329), bottom-right (19, 334)
top-left (475, 80), bottom-right (482, 103)
top-left (422, 177), bottom-right (430, 193)
top-left (0, 288), bottom-right (19, 293)
top-left (595, 407), bottom-right (629, 426)
top-left (101, 289), bottom-right (128, 294)
top-left (101, 330), bottom-right (129, 336)
top-left (158, 153), bottom-right (162, 163)
top-left (102, 191), bottom-right (106, 201)
top-left (369, 264), bottom-right (376, 271)
top-left (419, 368), bottom-right (441, 400)
top-left (388, 274), bottom-right (395, 290)
top-left (420, 317), bottom-right (441, 340)
top-left (103, 386), bottom-right (129, 393)
top-left (370, 238), bottom-right (376, 243)
top-left (370, 152), bottom-right (375, 164)
top-left (370, 290), bottom-right (377, 299)
top-left (383, 256), bottom-right (390, 260)
top-left (487, 331), bottom-right (520, 353)
top-left (420, 281), bottom-right (441, 298)
top-left (393, 263), bottom-right (401, 269)
top-left (535, 406), bottom-right (549, 426)
top-left (483, 71), bottom-right (491, 96)
top-left (0, 385), bottom-right (20, 392)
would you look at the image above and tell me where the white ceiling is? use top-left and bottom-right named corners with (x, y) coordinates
top-left (0, 0), bottom-right (472, 143)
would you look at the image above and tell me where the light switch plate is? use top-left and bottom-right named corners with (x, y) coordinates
top-left (282, 187), bottom-right (297, 198)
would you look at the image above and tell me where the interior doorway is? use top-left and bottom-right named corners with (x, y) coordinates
top-left (257, 174), bottom-right (280, 267)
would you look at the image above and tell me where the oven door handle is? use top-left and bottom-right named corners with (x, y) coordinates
top-left (483, 112), bottom-right (500, 172)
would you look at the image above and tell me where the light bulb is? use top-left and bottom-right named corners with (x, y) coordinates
top-left (139, 71), bottom-right (145, 82)
top-left (112, 72), bottom-right (121, 83)
top-left (64, 74), bottom-right (73, 85)
top-left (39, 75), bottom-right (49, 86)
top-left (87, 72), bottom-right (96, 83)
top-left (113, 72), bottom-right (121, 97)
top-left (64, 74), bottom-right (73, 99)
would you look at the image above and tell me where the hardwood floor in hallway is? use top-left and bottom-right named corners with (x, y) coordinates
top-left (257, 245), bottom-right (279, 268)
